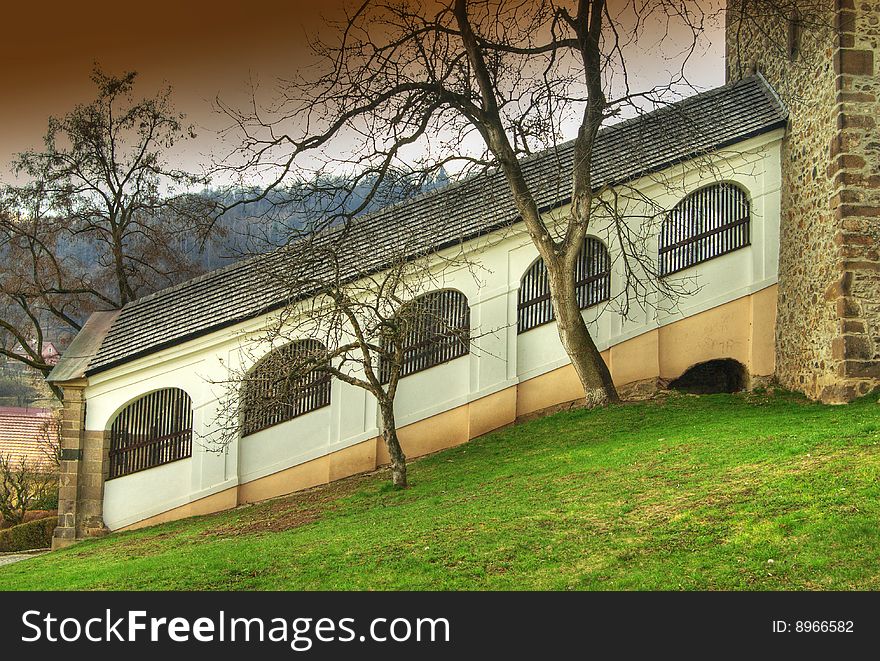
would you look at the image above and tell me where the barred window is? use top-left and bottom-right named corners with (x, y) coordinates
top-left (242, 339), bottom-right (331, 437)
top-left (108, 388), bottom-right (193, 479)
top-left (381, 289), bottom-right (470, 382)
top-left (517, 237), bottom-right (611, 334)
top-left (659, 183), bottom-right (750, 276)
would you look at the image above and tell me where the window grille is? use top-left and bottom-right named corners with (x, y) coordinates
top-left (108, 388), bottom-right (193, 479)
top-left (242, 339), bottom-right (331, 436)
top-left (659, 183), bottom-right (750, 276)
top-left (381, 290), bottom-right (470, 382)
top-left (517, 237), bottom-right (611, 334)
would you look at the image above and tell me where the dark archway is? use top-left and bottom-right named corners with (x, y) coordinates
top-left (668, 359), bottom-right (747, 394)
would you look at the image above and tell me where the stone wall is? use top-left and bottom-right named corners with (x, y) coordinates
top-left (727, 0), bottom-right (880, 401)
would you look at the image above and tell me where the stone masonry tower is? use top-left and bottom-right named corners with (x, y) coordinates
top-left (727, 0), bottom-right (880, 402)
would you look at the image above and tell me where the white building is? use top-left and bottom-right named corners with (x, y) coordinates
top-left (48, 75), bottom-right (787, 544)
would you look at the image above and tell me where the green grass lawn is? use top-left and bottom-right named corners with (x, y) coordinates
top-left (2, 390), bottom-right (880, 590)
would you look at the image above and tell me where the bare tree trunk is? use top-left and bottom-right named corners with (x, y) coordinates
top-left (111, 230), bottom-right (133, 305)
top-left (378, 399), bottom-right (407, 487)
top-left (548, 268), bottom-right (618, 407)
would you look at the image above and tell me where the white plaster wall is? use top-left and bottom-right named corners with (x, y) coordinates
top-left (103, 458), bottom-right (192, 529)
top-left (83, 131), bottom-right (784, 529)
top-left (238, 407), bottom-right (333, 484)
top-left (393, 357), bottom-right (471, 424)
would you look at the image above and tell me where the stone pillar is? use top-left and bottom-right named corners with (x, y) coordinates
top-left (824, 0), bottom-right (880, 402)
top-left (52, 379), bottom-right (109, 550)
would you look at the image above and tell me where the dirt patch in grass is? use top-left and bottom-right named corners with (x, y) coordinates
top-left (222, 507), bottom-right (324, 536)
top-left (203, 471), bottom-right (381, 538)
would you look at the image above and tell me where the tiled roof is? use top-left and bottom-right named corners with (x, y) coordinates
top-left (78, 74), bottom-right (786, 376)
top-left (0, 407), bottom-right (58, 468)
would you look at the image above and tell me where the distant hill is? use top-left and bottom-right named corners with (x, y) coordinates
top-left (1, 169), bottom-right (450, 363)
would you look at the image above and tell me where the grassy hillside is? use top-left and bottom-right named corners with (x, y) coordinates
top-left (2, 390), bottom-right (879, 590)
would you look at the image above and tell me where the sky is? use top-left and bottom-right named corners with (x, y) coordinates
top-left (0, 0), bottom-right (725, 184)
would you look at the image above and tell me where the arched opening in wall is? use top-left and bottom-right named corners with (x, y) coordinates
top-left (108, 388), bottom-right (193, 479)
top-left (380, 289), bottom-right (470, 382)
top-left (659, 183), bottom-right (751, 276)
top-left (518, 236), bottom-right (611, 333)
top-left (668, 359), bottom-right (747, 394)
top-left (241, 339), bottom-right (332, 437)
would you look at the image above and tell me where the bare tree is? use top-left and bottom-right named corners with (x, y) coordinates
top-left (0, 67), bottom-right (222, 388)
top-left (217, 0), bottom-right (738, 408)
top-left (208, 216), bottom-right (482, 488)
top-left (37, 410), bottom-right (63, 471)
top-left (0, 372), bottom-right (39, 407)
top-left (0, 454), bottom-right (58, 527)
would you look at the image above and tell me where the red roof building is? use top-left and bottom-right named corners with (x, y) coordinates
top-left (0, 407), bottom-right (59, 469)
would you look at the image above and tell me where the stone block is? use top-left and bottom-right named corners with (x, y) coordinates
top-left (78, 500), bottom-right (104, 518)
top-left (850, 262), bottom-right (880, 273)
top-left (835, 9), bottom-right (856, 33)
top-left (819, 382), bottom-right (859, 404)
top-left (834, 170), bottom-right (867, 188)
top-left (843, 319), bottom-right (866, 333)
top-left (51, 537), bottom-right (77, 551)
top-left (56, 498), bottom-right (76, 515)
top-left (836, 90), bottom-right (876, 103)
top-left (53, 525), bottom-right (76, 540)
top-left (58, 485), bottom-right (78, 501)
top-left (836, 296), bottom-right (862, 318)
top-left (824, 271), bottom-right (853, 299)
top-left (837, 115), bottom-right (874, 131)
top-left (834, 49), bottom-right (874, 76)
top-left (841, 359), bottom-right (880, 378)
top-left (839, 33), bottom-right (855, 49)
top-left (832, 131), bottom-right (864, 157)
top-left (844, 334), bottom-right (873, 360)
top-left (838, 204), bottom-right (880, 218)
top-left (79, 475), bottom-right (104, 492)
top-left (81, 460), bottom-right (104, 476)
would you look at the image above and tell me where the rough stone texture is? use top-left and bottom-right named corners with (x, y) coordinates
top-left (727, 0), bottom-right (880, 402)
top-left (52, 382), bottom-right (109, 549)
top-left (833, 0), bottom-right (880, 400)
top-left (617, 377), bottom-right (670, 401)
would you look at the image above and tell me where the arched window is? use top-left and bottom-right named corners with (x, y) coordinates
top-left (517, 237), bottom-right (611, 334)
top-left (659, 183), bottom-right (750, 276)
top-left (108, 388), bottom-right (193, 479)
top-left (242, 339), bottom-right (332, 437)
top-left (381, 289), bottom-right (470, 382)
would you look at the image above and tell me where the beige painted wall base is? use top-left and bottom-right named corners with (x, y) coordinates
top-left (118, 285), bottom-right (778, 532)
top-left (120, 487), bottom-right (239, 532)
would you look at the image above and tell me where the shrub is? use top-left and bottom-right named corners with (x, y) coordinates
top-left (30, 490), bottom-right (59, 511)
top-left (1, 509), bottom-right (56, 529)
top-left (0, 516), bottom-right (57, 552)
top-left (0, 453), bottom-right (59, 526)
